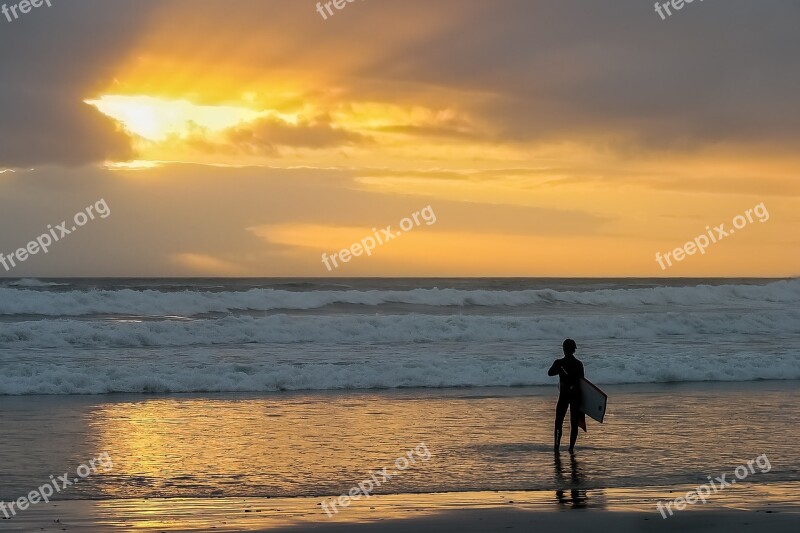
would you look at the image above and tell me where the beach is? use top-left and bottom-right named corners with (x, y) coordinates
top-left (3, 488), bottom-right (799, 532)
top-left (1, 381), bottom-right (799, 530)
top-left (0, 278), bottom-right (798, 531)
top-left (2, 0), bottom-right (799, 529)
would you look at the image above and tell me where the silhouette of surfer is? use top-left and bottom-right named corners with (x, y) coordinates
top-left (548, 339), bottom-right (585, 452)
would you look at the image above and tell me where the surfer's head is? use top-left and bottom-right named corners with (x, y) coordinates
top-left (563, 338), bottom-right (577, 356)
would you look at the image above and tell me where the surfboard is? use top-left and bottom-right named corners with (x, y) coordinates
top-left (579, 378), bottom-right (607, 423)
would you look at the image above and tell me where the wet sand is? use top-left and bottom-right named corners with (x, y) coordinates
top-left (2, 483), bottom-right (799, 531)
top-left (1, 381), bottom-right (798, 530)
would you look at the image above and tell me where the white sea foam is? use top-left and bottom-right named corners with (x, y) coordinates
top-left (3, 278), bottom-right (68, 288)
top-left (0, 340), bottom-right (797, 395)
top-left (0, 309), bottom-right (798, 348)
top-left (0, 279), bottom-right (797, 316)
top-left (1, 279), bottom-right (796, 394)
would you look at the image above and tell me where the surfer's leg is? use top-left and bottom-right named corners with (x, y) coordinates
top-left (554, 396), bottom-right (568, 450)
top-left (568, 399), bottom-right (580, 451)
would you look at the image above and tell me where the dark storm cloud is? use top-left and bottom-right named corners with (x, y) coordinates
top-left (0, 0), bottom-right (160, 167)
top-left (2, 0), bottom-right (799, 168)
top-left (358, 0), bottom-right (800, 148)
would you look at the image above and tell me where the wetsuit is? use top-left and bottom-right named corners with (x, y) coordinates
top-left (548, 356), bottom-right (584, 450)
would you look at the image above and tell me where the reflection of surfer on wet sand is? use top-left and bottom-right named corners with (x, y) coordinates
top-left (554, 452), bottom-right (586, 508)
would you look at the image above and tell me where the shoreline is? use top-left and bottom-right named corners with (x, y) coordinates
top-left (1, 378), bottom-right (798, 401)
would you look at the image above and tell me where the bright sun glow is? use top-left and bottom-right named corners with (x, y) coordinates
top-left (86, 95), bottom-right (268, 141)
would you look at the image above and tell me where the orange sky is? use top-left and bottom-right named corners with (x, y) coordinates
top-left (0, 0), bottom-right (798, 277)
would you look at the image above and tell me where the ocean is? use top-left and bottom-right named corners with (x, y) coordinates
top-left (1, 278), bottom-right (799, 505)
top-left (0, 277), bottom-right (798, 395)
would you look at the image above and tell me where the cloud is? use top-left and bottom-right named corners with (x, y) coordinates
top-left (3, 0), bottom-right (800, 169)
top-left (0, 98), bottom-right (134, 167)
top-left (0, 0), bottom-right (159, 167)
top-left (224, 115), bottom-right (369, 153)
top-left (170, 253), bottom-right (249, 276)
top-left (356, 1), bottom-right (800, 149)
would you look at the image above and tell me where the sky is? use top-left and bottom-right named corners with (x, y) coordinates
top-left (0, 0), bottom-right (798, 277)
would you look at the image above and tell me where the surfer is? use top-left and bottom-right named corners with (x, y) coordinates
top-left (548, 338), bottom-right (584, 452)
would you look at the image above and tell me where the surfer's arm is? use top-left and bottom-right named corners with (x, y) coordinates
top-left (547, 361), bottom-right (561, 376)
